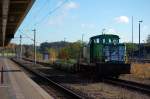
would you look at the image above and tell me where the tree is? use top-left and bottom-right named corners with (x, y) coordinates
top-left (23, 45), bottom-right (34, 58)
top-left (24, 48), bottom-right (33, 58)
top-left (125, 43), bottom-right (138, 57)
top-left (58, 47), bottom-right (69, 60)
top-left (40, 41), bottom-right (70, 53)
top-left (48, 48), bottom-right (58, 63)
top-left (39, 41), bottom-right (83, 61)
top-left (58, 40), bottom-right (82, 60)
top-left (36, 51), bottom-right (42, 60)
top-left (68, 40), bottom-right (82, 59)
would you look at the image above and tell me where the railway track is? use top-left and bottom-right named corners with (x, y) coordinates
top-left (11, 58), bottom-right (83, 99)
top-left (103, 77), bottom-right (150, 96)
top-left (14, 58), bottom-right (150, 97)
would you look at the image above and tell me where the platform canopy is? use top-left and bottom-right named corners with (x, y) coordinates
top-left (0, 0), bottom-right (35, 46)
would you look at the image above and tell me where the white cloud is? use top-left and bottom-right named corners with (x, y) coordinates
top-left (115, 16), bottom-right (129, 24)
top-left (48, 1), bottom-right (79, 26)
top-left (64, 1), bottom-right (79, 10)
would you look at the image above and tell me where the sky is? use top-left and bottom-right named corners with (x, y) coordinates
top-left (11, 0), bottom-right (150, 45)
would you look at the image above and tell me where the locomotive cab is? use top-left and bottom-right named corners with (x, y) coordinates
top-left (88, 34), bottom-right (126, 63)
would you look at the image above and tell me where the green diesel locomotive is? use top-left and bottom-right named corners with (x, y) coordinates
top-left (83, 34), bottom-right (130, 77)
top-left (90, 34), bottom-right (126, 63)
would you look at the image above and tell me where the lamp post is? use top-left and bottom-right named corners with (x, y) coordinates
top-left (143, 40), bottom-right (145, 59)
top-left (138, 20), bottom-right (143, 60)
top-left (132, 16), bottom-right (134, 59)
top-left (81, 34), bottom-right (84, 58)
top-left (32, 29), bottom-right (36, 64)
top-left (20, 35), bottom-right (22, 59)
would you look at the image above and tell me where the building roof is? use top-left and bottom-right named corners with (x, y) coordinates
top-left (0, 0), bottom-right (35, 46)
top-left (90, 34), bottom-right (120, 40)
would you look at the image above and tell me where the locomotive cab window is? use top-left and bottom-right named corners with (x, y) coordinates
top-left (93, 38), bottom-right (100, 44)
top-left (109, 39), bottom-right (112, 43)
top-left (103, 38), bottom-right (105, 43)
top-left (94, 39), bottom-right (97, 43)
top-left (113, 39), bottom-right (119, 44)
top-left (96, 38), bottom-right (100, 43)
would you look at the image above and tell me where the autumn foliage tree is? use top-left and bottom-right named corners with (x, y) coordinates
top-left (58, 47), bottom-right (69, 60)
top-left (48, 48), bottom-right (58, 63)
top-left (39, 41), bottom-right (83, 61)
top-left (58, 40), bottom-right (82, 60)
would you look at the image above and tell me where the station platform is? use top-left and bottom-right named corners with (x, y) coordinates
top-left (0, 57), bottom-right (53, 99)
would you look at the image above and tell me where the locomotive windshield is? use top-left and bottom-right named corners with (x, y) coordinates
top-left (90, 34), bottom-right (120, 45)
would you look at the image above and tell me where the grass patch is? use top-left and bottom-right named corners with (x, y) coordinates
top-left (131, 63), bottom-right (150, 79)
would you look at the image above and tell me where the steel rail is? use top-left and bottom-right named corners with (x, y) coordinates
top-left (11, 58), bottom-right (83, 99)
top-left (103, 77), bottom-right (150, 96)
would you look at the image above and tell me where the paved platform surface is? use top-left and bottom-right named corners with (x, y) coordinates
top-left (0, 57), bottom-right (53, 99)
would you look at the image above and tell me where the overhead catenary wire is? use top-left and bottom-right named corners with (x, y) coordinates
top-left (13, 0), bottom-right (69, 45)
top-left (15, 30), bottom-right (41, 44)
top-left (22, 0), bottom-right (69, 30)
top-left (32, 0), bottom-right (49, 20)
top-left (23, 0), bottom-right (50, 30)
top-left (18, 30), bottom-right (34, 41)
top-left (33, 0), bottom-right (69, 27)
